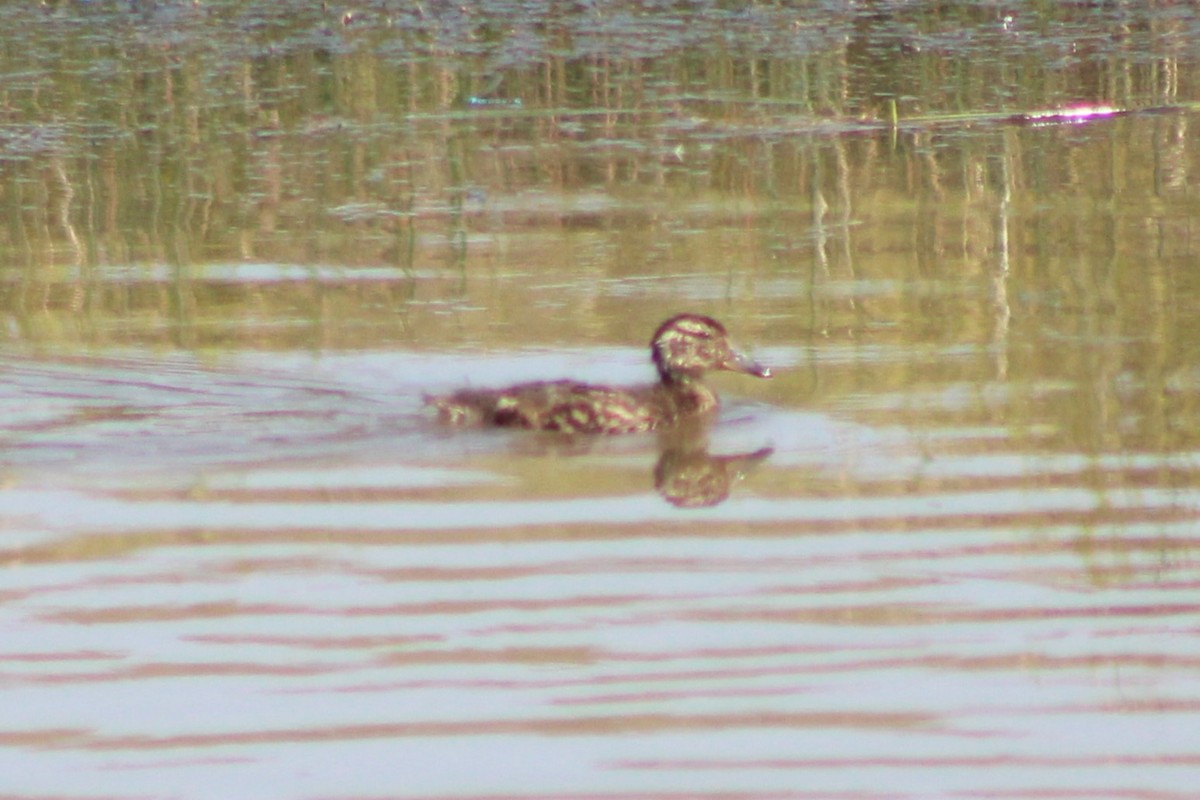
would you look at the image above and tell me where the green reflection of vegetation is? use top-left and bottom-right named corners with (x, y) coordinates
top-left (2, 2), bottom-right (1200, 461)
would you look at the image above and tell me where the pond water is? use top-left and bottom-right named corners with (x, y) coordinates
top-left (3, 2), bottom-right (1200, 798)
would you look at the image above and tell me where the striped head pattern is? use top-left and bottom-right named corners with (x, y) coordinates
top-left (650, 313), bottom-right (771, 382)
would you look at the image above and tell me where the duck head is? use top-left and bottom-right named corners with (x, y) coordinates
top-left (650, 313), bottom-right (772, 383)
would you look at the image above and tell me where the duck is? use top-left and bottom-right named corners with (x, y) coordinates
top-left (429, 313), bottom-right (771, 434)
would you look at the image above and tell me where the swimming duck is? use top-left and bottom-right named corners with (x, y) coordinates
top-left (430, 313), bottom-right (771, 434)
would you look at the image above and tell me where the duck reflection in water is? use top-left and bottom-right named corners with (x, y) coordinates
top-left (654, 435), bottom-right (774, 508)
top-left (429, 313), bottom-right (774, 506)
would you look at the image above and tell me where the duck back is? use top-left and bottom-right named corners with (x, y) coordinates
top-left (432, 379), bottom-right (719, 434)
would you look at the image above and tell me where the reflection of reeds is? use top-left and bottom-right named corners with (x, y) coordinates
top-left (2, 2), bottom-right (1199, 468)
top-left (1, 2), bottom-right (1192, 263)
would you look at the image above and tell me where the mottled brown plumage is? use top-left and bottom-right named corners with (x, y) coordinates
top-left (429, 313), bottom-right (771, 434)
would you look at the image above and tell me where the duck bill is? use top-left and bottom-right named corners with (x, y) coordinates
top-left (723, 350), bottom-right (772, 378)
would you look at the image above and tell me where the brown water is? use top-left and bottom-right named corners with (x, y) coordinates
top-left (4, 2), bottom-right (1200, 798)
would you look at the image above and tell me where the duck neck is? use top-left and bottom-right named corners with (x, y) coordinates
top-left (657, 366), bottom-right (697, 387)
top-left (656, 368), bottom-right (718, 415)
top-left (662, 367), bottom-right (691, 383)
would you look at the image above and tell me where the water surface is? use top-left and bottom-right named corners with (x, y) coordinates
top-left (3, 2), bottom-right (1200, 798)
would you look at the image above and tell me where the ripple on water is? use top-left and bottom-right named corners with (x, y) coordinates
top-left (3, 347), bottom-right (1200, 799)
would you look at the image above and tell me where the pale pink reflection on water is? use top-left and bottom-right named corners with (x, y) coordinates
top-left (2, 349), bottom-right (1200, 799)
